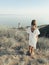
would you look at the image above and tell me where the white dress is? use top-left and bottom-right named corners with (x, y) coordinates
top-left (26, 28), bottom-right (40, 49)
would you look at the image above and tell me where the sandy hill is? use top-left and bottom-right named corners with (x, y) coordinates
top-left (0, 25), bottom-right (49, 65)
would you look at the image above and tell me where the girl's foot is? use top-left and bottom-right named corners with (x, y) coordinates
top-left (30, 56), bottom-right (35, 59)
top-left (30, 52), bottom-right (35, 59)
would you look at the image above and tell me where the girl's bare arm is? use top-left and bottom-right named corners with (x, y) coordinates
top-left (36, 36), bottom-right (38, 41)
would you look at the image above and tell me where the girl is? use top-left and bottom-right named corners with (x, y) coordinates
top-left (26, 20), bottom-right (40, 58)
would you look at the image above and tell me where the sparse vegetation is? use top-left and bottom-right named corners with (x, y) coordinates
top-left (0, 26), bottom-right (49, 65)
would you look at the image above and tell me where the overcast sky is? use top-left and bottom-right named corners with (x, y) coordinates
top-left (0, 0), bottom-right (49, 26)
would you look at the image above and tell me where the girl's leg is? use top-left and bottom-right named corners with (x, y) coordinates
top-left (31, 47), bottom-right (34, 54)
top-left (29, 46), bottom-right (31, 54)
top-left (31, 47), bottom-right (35, 58)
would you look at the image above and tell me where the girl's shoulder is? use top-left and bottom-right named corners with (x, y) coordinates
top-left (35, 28), bottom-right (39, 31)
top-left (34, 28), bottom-right (40, 35)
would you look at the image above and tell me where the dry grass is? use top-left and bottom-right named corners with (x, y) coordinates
top-left (0, 27), bottom-right (49, 65)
